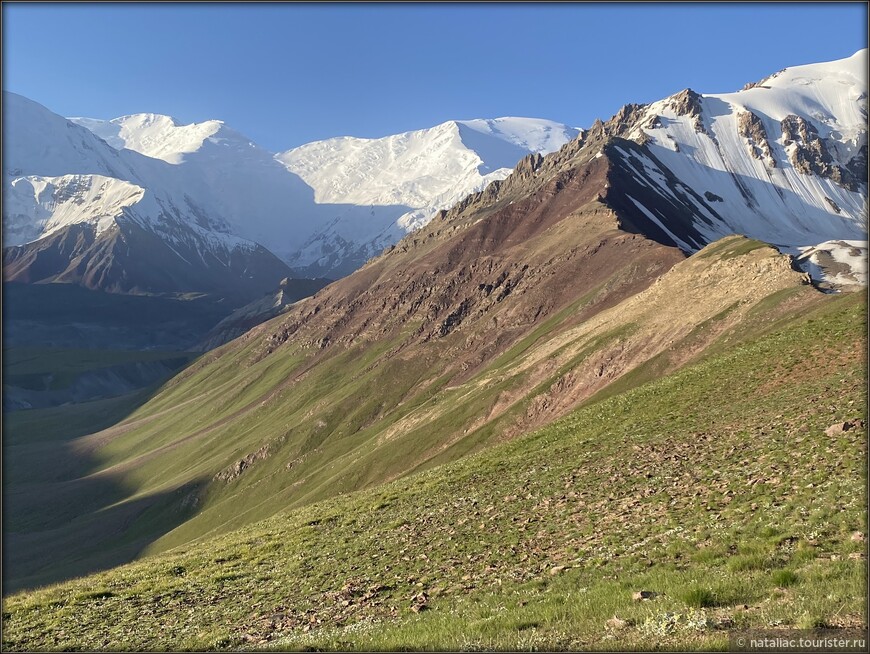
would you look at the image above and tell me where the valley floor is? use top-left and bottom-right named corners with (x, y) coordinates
top-left (1, 292), bottom-right (866, 651)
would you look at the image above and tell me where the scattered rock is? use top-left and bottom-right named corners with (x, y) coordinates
top-left (825, 419), bottom-right (865, 437)
top-left (606, 616), bottom-right (629, 630)
top-left (410, 592), bottom-right (429, 613)
top-left (632, 590), bottom-right (656, 601)
top-left (214, 444), bottom-right (272, 482)
top-left (848, 552), bottom-right (865, 560)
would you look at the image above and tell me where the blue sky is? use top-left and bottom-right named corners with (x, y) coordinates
top-left (3, 2), bottom-right (867, 151)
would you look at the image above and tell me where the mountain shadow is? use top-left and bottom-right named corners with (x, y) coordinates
top-left (2, 385), bottom-right (209, 594)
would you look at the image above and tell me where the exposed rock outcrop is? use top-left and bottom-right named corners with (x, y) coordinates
top-left (780, 114), bottom-right (859, 190)
top-left (844, 143), bottom-right (868, 191)
top-left (215, 444), bottom-right (272, 482)
top-left (669, 89), bottom-right (706, 134)
top-left (738, 110), bottom-right (776, 168)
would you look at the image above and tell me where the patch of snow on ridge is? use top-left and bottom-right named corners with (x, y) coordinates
top-left (458, 117), bottom-right (581, 154)
top-left (794, 239), bottom-right (868, 289)
top-left (5, 174), bottom-right (149, 242)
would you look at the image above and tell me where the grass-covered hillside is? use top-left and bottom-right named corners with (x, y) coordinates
top-left (3, 234), bottom-right (822, 593)
top-left (2, 289), bottom-right (865, 651)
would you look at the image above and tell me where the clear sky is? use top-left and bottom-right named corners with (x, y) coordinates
top-left (3, 2), bottom-right (867, 152)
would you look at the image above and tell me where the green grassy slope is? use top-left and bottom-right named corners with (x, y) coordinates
top-left (1, 236), bottom-right (834, 592)
top-left (2, 291), bottom-right (865, 651)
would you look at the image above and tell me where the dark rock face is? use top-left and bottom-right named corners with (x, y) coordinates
top-left (646, 115), bottom-right (662, 130)
top-left (602, 139), bottom-right (717, 252)
top-left (824, 196), bottom-right (842, 214)
top-left (844, 143), bottom-right (868, 191)
top-left (669, 89), bottom-right (706, 134)
top-left (3, 218), bottom-right (293, 305)
top-left (738, 110), bottom-right (776, 167)
top-left (780, 114), bottom-right (861, 190)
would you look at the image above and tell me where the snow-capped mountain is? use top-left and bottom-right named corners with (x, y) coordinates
top-left (276, 118), bottom-right (581, 276)
top-left (67, 112), bottom-right (327, 261)
top-left (619, 49), bottom-right (866, 247)
top-left (3, 93), bottom-right (294, 300)
top-left (4, 50), bottom-right (867, 300)
top-left (67, 113), bottom-right (579, 277)
top-left (585, 49), bottom-right (867, 287)
top-left (5, 94), bottom-right (578, 295)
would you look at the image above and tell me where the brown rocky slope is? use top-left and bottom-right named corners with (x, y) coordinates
top-left (5, 110), bottom-right (826, 591)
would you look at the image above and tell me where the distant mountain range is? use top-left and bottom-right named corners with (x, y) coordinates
top-left (2, 50), bottom-right (866, 312)
top-left (3, 96), bottom-right (578, 298)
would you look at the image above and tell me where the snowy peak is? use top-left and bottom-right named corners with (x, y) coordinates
top-left (3, 92), bottom-right (134, 181)
top-left (73, 110), bottom-right (321, 256)
top-left (709, 49), bottom-right (867, 163)
top-left (750, 48), bottom-right (866, 95)
top-left (456, 117), bottom-right (582, 157)
top-left (275, 116), bottom-right (579, 275)
top-left (277, 117), bottom-right (580, 206)
top-left (69, 113), bottom-right (251, 164)
top-left (639, 49), bottom-right (868, 172)
top-left (3, 93), bottom-right (294, 299)
top-left (15, 95), bottom-right (581, 284)
top-left (580, 50), bottom-right (867, 289)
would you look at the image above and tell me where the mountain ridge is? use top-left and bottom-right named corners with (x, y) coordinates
top-left (6, 50), bottom-right (866, 293)
top-left (5, 94), bottom-right (578, 290)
